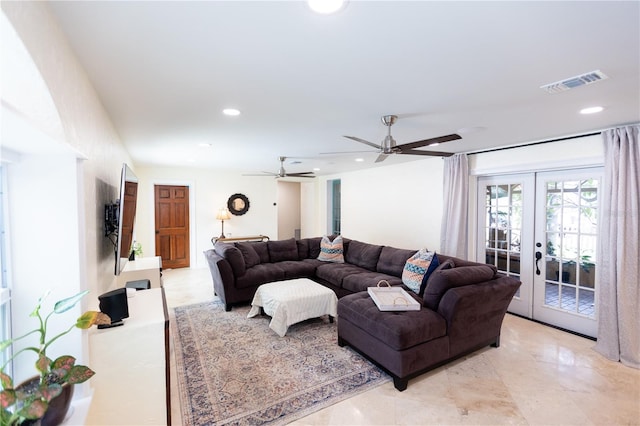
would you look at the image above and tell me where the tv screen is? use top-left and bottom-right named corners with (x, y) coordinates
top-left (115, 163), bottom-right (138, 275)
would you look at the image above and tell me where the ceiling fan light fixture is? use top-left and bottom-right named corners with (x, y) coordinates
top-left (308, 0), bottom-right (347, 14)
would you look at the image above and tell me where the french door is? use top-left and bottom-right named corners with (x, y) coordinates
top-left (477, 168), bottom-right (602, 338)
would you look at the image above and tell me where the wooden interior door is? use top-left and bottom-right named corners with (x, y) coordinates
top-left (155, 185), bottom-right (190, 269)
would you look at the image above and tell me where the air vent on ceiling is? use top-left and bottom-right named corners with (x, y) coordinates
top-left (540, 70), bottom-right (609, 94)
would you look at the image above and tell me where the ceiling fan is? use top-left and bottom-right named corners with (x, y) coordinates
top-left (243, 156), bottom-right (316, 178)
top-left (333, 115), bottom-right (461, 162)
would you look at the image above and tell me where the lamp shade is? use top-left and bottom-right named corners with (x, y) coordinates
top-left (216, 208), bottom-right (231, 221)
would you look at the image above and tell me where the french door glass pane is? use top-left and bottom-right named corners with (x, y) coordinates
top-left (484, 184), bottom-right (522, 297)
top-left (544, 178), bottom-right (597, 318)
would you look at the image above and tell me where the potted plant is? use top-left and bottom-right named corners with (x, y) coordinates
top-left (0, 290), bottom-right (110, 425)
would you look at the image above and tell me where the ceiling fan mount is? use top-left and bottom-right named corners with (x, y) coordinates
top-left (338, 115), bottom-right (461, 162)
top-left (244, 156), bottom-right (315, 179)
top-left (381, 114), bottom-right (397, 127)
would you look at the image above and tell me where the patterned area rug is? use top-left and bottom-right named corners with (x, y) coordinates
top-left (173, 300), bottom-right (389, 426)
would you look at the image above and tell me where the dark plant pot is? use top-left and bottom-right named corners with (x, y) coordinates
top-left (17, 376), bottom-right (74, 426)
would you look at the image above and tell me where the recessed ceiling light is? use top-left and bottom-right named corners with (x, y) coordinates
top-left (313, 167), bottom-right (320, 171)
top-left (308, 0), bottom-right (347, 14)
top-left (198, 143), bottom-right (212, 148)
top-left (355, 158), bottom-right (364, 162)
top-left (223, 108), bottom-right (240, 116)
top-left (580, 106), bottom-right (604, 114)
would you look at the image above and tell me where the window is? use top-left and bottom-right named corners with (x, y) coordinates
top-left (0, 165), bottom-right (11, 374)
top-left (328, 179), bottom-right (341, 235)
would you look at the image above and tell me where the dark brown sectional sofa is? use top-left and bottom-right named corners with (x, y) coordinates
top-left (204, 236), bottom-right (521, 390)
top-left (204, 236), bottom-right (416, 310)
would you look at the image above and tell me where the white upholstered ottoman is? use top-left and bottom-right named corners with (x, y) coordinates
top-left (247, 278), bottom-right (338, 337)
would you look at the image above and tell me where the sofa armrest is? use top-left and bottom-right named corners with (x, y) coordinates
top-left (437, 275), bottom-right (521, 357)
top-left (204, 249), bottom-right (236, 310)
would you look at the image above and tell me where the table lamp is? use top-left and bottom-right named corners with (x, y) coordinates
top-left (216, 208), bottom-right (231, 239)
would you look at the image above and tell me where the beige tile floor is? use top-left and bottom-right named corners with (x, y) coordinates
top-left (163, 267), bottom-right (640, 426)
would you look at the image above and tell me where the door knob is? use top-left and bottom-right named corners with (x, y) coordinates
top-left (535, 251), bottom-right (542, 275)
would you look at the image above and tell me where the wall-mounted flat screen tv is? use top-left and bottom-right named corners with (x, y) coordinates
top-left (115, 163), bottom-right (138, 275)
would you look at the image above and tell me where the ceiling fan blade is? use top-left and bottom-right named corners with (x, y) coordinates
top-left (320, 150), bottom-right (375, 155)
top-left (400, 149), bottom-right (454, 157)
top-left (375, 154), bottom-right (389, 163)
top-left (396, 133), bottom-right (462, 151)
top-left (286, 172), bottom-right (315, 176)
top-left (285, 174), bottom-right (316, 178)
top-left (343, 136), bottom-right (383, 150)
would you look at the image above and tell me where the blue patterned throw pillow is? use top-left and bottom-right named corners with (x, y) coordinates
top-left (402, 249), bottom-right (437, 293)
top-left (317, 235), bottom-right (344, 263)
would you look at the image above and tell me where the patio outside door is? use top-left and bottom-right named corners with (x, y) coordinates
top-left (477, 167), bottom-right (602, 338)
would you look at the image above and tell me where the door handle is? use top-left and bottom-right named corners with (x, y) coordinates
top-left (535, 251), bottom-right (542, 275)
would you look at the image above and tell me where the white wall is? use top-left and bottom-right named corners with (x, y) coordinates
top-left (134, 166), bottom-right (279, 268)
top-left (2, 2), bottom-right (131, 392)
top-left (277, 181), bottom-right (301, 240)
top-left (300, 181), bottom-right (317, 238)
top-left (316, 157), bottom-right (445, 250)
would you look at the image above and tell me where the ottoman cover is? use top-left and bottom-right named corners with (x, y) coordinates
top-left (338, 291), bottom-right (447, 351)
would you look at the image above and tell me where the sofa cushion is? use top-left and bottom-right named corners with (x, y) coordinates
top-left (235, 264), bottom-right (285, 289)
top-left (307, 237), bottom-right (323, 259)
top-left (376, 246), bottom-right (418, 277)
top-left (423, 263), bottom-right (496, 310)
top-left (214, 242), bottom-right (246, 277)
top-left (296, 239), bottom-right (310, 260)
top-left (275, 260), bottom-right (318, 279)
top-left (338, 292), bottom-right (447, 351)
top-left (318, 235), bottom-right (345, 263)
top-left (342, 272), bottom-right (402, 293)
top-left (268, 238), bottom-right (299, 262)
top-left (316, 262), bottom-right (365, 286)
top-left (236, 242), bottom-right (261, 268)
top-left (418, 253), bottom-right (441, 297)
top-left (344, 240), bottom-right (383, 271)
top-left (402, 249), bottom-right (437, 294)
top-left (252, 242), bottom-right (271, 264)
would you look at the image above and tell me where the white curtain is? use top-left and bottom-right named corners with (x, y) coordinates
top-left (440, 153), bottom-right (468, 258)
top-left (594, 125), bottom-right (640, 369)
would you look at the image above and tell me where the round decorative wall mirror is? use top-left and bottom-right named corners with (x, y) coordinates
top-left (227, 193), bottom-right (250, 216)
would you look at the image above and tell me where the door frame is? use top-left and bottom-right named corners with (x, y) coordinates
top-left (148, 179), bottom-right (197, 268)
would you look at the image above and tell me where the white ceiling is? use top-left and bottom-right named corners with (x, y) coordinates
top-left (47, 1), bottom-right (640, 176)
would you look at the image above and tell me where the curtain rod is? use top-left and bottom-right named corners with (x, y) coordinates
top-left (466, 122), bottom-right (639, 156)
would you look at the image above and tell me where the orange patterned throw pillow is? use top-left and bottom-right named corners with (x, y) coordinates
top-left (402, 248), bottom-right (436, 293)
top-left (317, 235), bottom-right (344, 263)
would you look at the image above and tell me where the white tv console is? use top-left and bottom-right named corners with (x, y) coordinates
top-left (87, 256), bottom-right (169, 425)
top-left (116, 256), bottom-right (162, 288)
